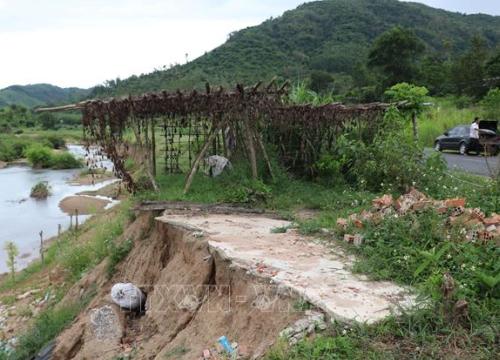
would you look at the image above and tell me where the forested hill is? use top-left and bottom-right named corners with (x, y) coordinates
top-left (0, 84), bottom-right (90, 108)
top-left (92, 0), bottom-right (500, 97)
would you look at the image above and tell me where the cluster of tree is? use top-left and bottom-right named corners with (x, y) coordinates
top-left (311, 26), bottom-right (500, 102)
top-left (89, 0), bottom-right (500, 99)
top-left (0, 105), bottom-right (82, 132)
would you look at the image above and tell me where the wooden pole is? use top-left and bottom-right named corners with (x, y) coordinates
top-left (151, 118), bottom-right (157, 177)
top-left (69, 214), bottom-right (73, 230)
top-left (184, 128), bottom-right (219, 194)
top-left (243, 118), bottom-right (258, 179)
top-left (255, 132), bottom-right (275, 181)
top-left (39, 231), bottom-right (44, 265)
top-left (75, 209), bottom-right (79, 231)
top-left (57, 224), bottom-right (62, 252)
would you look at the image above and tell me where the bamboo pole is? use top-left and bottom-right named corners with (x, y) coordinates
top-left (255, 132), bottom-right (275, 181)
top-left (151, 117), bottom-right (157, 177)
top-left (243, 118), bottom-right (258, 179)
top-left (184, 128), bottom-right (219, 194)
top-left (39, 231), bottom-right (44, 265)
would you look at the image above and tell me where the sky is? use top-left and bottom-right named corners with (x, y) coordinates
top-left (0, 0), bottom-right (499, 89)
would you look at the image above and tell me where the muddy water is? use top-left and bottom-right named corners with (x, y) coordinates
top-left (0, 145), bottom-right (116, 273)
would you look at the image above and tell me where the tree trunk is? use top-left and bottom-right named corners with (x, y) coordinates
top-left (412, 112), bottom-right (419, 142)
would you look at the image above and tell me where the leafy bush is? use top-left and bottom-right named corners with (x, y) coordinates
top-left (51, 152), bottom-right (82, 169)
top-left (480, 87), bottom-right (500, 119)
top-left (44, 134), bottom-right (66, 149)
top-left (30, 181), bottom-right (51, 199)
top-left (24, 144), bottom-right (81, 169)
top-left (24, 144), bottom-right (53, 168)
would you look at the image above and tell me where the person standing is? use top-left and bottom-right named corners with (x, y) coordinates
top-left (469, 117), bottom-right (480, 154)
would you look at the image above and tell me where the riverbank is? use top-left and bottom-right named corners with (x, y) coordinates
top-left (0, 145), bottom-right (117, 274)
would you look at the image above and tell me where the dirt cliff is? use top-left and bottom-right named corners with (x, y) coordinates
top-left (51, 211), bottom-right (302, 359)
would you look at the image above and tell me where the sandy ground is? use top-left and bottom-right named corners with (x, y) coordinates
top-left (0, 161), bottom-right (6, 169)
top-left (70, 171), bottom-right (115, 186)
top-left (59, 195), bottom-right (110, 215)
top-left (78, 181), bottom-right (124, 199)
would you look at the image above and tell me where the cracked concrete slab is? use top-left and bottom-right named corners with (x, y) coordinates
top-left (157, 213), bottom-right (416, 324)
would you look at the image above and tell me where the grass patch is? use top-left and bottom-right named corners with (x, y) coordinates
top-left (0, 295), bottom-right (16, 306)
top-left (265, 336), bottom-right (366, 360)
top-left (163, 344), bottom-right (189, 359)
top-left (419, 97), bottom-right (478, 147)
top-left (1, 288), bottom-right (96, 360)
top-left (106, 238), bottom-right (134, 278)
top-left (60, 202), bottom-right (130, 281)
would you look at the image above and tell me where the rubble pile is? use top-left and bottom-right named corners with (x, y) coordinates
top-left (338, 188), bottom-right (500, 247)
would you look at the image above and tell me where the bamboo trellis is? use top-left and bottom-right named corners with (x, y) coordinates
top-left (37, 82), bottom-right (398, 193)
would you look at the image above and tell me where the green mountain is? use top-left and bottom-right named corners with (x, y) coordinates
top-left (0, 84), bottom-right (90, 108)
top-left (92, 0), bottom-right (500, 97)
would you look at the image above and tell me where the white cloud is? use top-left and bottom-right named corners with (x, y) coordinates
top-left (0, 0), bottom-right (306, 88)
top-left (0, 0), bottom-right (498, 89)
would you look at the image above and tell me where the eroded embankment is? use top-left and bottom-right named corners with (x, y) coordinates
top-left (50, 209), bottom-right (415, 359)
top-left (51, 211), bottom-right (301, 359)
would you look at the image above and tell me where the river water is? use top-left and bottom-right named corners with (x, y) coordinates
top-left (0, 145), bottom-right (116, 274)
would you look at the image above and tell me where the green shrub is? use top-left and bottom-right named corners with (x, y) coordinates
top-left (24, 144), bottom-right (53, 168)
top-left (44, 134), bottom-right (66, 149)
top-left (30, 181), bottom-right (51, 199)
top-left (23, 144), bottom-right (81, 169)
top-left (480, 88), bottom-right (500, 119)
top-left (51, 152), bottom-right (82, 169)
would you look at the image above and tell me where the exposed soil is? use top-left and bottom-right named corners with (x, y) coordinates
top-left (59, 195), bottom-right (111, 215)
top-left (0, 161), bottom-right (6, 169)
top-left (48, 208), bottom-right (415, 360)
top-left (51, 212), bottom-right (303, 359)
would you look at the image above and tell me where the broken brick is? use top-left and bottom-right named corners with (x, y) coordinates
top-left (372, 194), bottom-right (393, 209)
top-left (411, 200), bottom-right (433, 211)
top-left (486, 225), bottom-right (497, 233)
top-left (353, 234), bottom-right (363, 247)
top-left (353, 219), bottom-right (364, 229)
top-left (444, 198), bottom-right (466, 208)
top-left (483, 213), bottom-right (500, 226)
top-left (336, 218), bottom-right (348, 230)
top-left (343, 234), bottom-right (355, 243)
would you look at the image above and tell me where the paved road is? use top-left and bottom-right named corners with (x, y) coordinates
top-left (425, 148), bottom-right (499, 177)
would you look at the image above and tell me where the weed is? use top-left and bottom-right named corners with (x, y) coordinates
top-left (16, 306), bottom-right (33, 318)
top-left (107, 238), bottom-right (134, 277)
top-left (270, 225), bottom-right (291, 234)
top-left (164, 344), bottom-right (189, 359)
top-left (3, 241), bottom-right (19, 282)
top-left (0, 295), bottom-right (16, 306)
top-left (293, 298), bottom-right (313, 311)
top-left (7, 290), bottom-right (95, 360)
